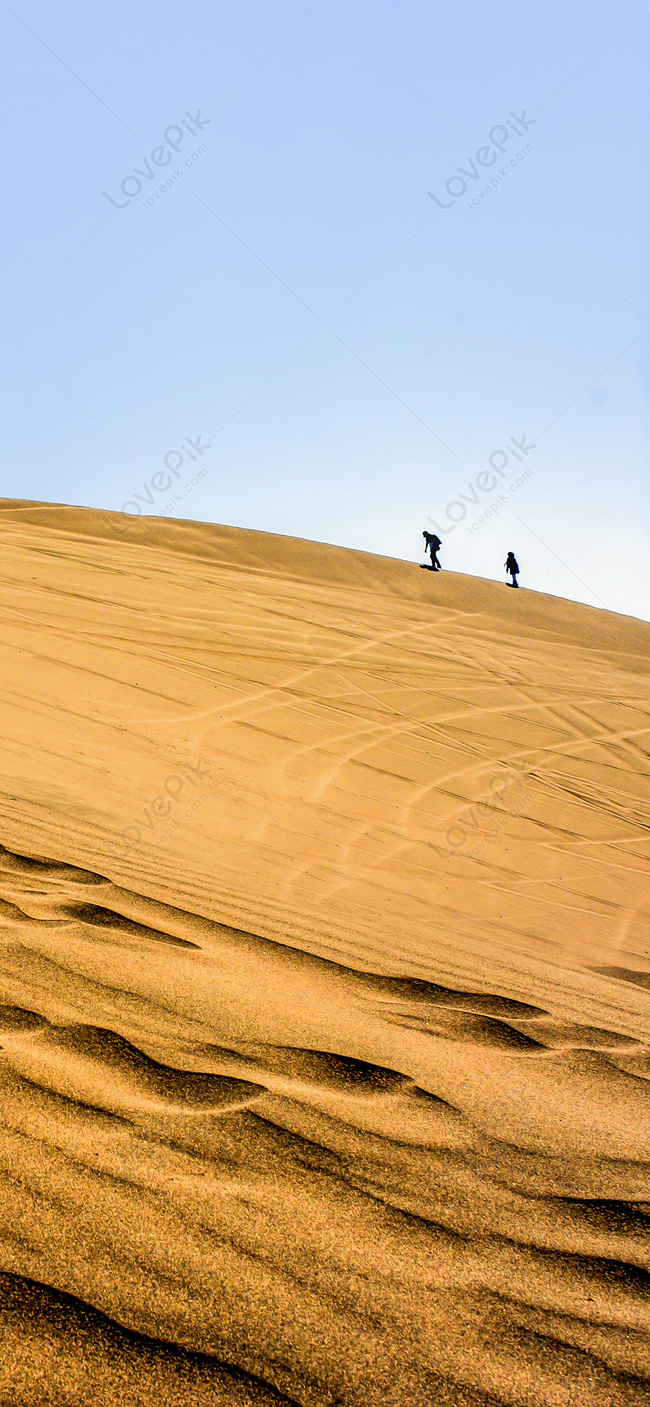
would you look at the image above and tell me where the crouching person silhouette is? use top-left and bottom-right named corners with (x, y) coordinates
top-left (505, 551), bottom-right (520, 587)
top-left (422, 531), bottom-right (442, 571)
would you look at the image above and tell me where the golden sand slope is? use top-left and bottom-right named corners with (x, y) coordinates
top-left (0, 499), bottom-right (649, 1406)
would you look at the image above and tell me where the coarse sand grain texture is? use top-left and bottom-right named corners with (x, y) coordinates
top-left (0, 498), bottom-right (649, 1406)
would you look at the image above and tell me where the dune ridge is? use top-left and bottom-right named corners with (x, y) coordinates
top-left (0, 502), bottom-right (649, 1403)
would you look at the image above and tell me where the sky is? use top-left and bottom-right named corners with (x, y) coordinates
top-left (2, 1), bottom-right (648, 620)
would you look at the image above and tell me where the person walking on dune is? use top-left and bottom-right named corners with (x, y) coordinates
top-left (505, 551), bottom-right (520, 588)
top-left (422, 531), bottom-right (442, 571)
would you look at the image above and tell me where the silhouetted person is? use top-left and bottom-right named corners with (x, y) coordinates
top-left (422, 531), bottom-right (442, 571)
top-left (505, 551), bottom-right (519, 587)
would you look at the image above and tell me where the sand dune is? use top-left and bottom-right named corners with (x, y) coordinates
top-left (0, 501), bottom-right (649, 1404)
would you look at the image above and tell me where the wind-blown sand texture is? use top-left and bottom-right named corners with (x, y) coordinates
top-left (1, 499), bottom-right (649, 1406)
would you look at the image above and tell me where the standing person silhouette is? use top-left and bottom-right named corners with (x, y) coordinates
top-left (422, 531), bottom-right (442, 571)
top-left (505, 551), bottom-right (519, 587)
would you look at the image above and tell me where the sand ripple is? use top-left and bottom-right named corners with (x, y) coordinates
top-left (0, 842), bottom-right (649, 1405)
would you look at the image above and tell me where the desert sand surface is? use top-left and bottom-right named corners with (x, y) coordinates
top-left (0, 498), bottom-right (649, 1406)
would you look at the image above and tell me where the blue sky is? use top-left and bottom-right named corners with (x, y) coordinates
top-left (2, 1), bottom-right (648, 619)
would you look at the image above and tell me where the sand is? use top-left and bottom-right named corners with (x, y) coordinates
top-left (0, 498), bottom-right (649, 1406)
